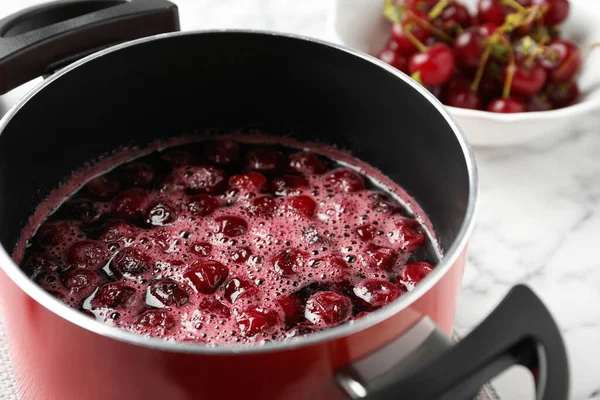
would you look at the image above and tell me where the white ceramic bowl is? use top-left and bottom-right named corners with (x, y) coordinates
top-left (328, 0), bottom-right (600, 147)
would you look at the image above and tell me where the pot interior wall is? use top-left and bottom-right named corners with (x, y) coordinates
top-left (0, 32), bottom-right (471, 255)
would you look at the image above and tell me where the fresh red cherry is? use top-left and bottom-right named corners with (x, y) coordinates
top-left (85, 176), bottom-right (120, 199)
top-left (237, 306), bottom-right (280, 337)
top-left (37, 220), bottom-right (80, 247)
top-left (174, 165), bottom-right (227, 193)
top-left (454, 24), bottom-right (497, 70)
top-left (435, 3), bottom-right (472, 33)
top-left (401, 0), bottom-right (437, 11)
top-left (269, 175), bottom-right (309, 196)
top-left (111, 248), bottom-right (151, 277)
top-left (548, 82), bottom-right (579, 108)
top-left (288, 151), bottom-right (328, 175)
top-left (67, 240), bottom-right (110, 270)
top-left (62, 268), bottom-right (100, 294)
top-left (527, 94), bottom-right (553, 111)
top-left (247, 146), bottom-right (284, 171)
top-left (486, 97), bottom-right (526, 113)
top-left (361, 243), bottom-right (398, 271)
top-left (91, 282), bottom-right (135, 309)
top-left (119, 162), bottom-right (154, 187)
top-left (149, 279), bottom-right (189, 307)
top-left (188, 194), bottom-right (219, 216)
top-left (540, 39), bottom-right (582, 83)
top-left (185, 260), bottom-right (229, 294)
top-left (203, 140), bottom-right (240, 165)
top-left (137, 310), bottom-right (175, 334)
top-left (99, 221), bottom-right (137, 243)
top-left (231, 247), bottom-right (252, 263)
top-left (390, 10), bottom-right (432, 57)
top-left (532, 0), bottom-right (570, 26)
top-left (213, 216), bottom-right (247, 237)
top-left (353, 278), bottom-right (404, 309)
top-left (305, 291), bottom-right (352, 327)
top-left (479, 74), bottom-right (503, 103)
top-left (409, 43), bottom-right (455, 86)
top-left (504, 63), bottom-right (547, 96)
top-left (67, 199), bottom-right (101, 224)
top-left (428, 84), bottom-right (447, 103)
top-left (271, 248), bottom-right (307, 276)
top-left (251, 195), bottom-right (278, 218)
top-left (398, 261), bottom-right (434, 290)
top-left (110, 188), bottom-right (148, 219)
top-left (288, 195), bottom-right (316, 218)
top-left (229, 171), bottom-right (267, 192)
top-left (277, 295), bottom-right (304, 326)
top-left (144, 200), bottom-right (177, 226)
top-left (355, 224), bottom-right (377, 241)
top-left (190, 241), bottom-right (212, 257)
top-left (326, 168), bottom-right (365, 192)
top-left (447, 78), bottom-right (482, 110)
top-left (377, 49), bottom-right (409, 73)
top-left (478, 22), bottom-right (499, 37)
top-left (199, 297), bottom-right (231, 317)
top-left (477, 0), bottom-right (511, 25)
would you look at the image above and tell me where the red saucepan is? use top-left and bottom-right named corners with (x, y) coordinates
top-left (0, 1), bottom-right (568, 399)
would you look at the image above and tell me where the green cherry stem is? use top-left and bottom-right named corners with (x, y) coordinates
top-left (404, 26), bottom-right (428, 52)
top-left (428, 0), bottom-right (454, 20)
top-left (502, 0), bottom-right (526, 12)
top-left (409, 10), bottom-right (454, 43)
top-left (503, 53), bottom-right (517, 99)
top-left (555, 42), bottom-right (600, 77)
top-left (470, 45), bottom-right (493, 93)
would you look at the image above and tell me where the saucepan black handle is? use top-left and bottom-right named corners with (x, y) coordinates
top-left (0, 0), bottom-right (179, 94)
top-left (368, 285), bottom-right (569, 400)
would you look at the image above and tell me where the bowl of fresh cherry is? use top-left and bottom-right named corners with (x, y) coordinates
top-left (329, 0), bottom-right (600, 146)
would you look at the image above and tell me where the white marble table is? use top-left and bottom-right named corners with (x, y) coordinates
top-left (0, 0), bottom-right (598, 399)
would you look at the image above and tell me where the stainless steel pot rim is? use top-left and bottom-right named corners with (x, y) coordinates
top-left (0, 30), bottom-right (478, 355)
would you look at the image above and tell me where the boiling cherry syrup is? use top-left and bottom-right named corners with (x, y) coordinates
top-left (20, 140), bottom-right (439, 345)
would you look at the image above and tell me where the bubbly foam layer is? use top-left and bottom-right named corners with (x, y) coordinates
top-left (20, 139), bottom-right (439, 345)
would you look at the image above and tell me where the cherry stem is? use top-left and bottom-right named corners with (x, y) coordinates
top-left (470, 45), bottom-right (492, 93)
top-left (525, 37), bottom-right (548, 68)
top-left (428, 0), bottom-right (453, 20)
top-left (383, 0), bottom-right (405, 24)
top-left (499, 4), bottom-right (545, 34)
top-left (583, 42), bottom-right (600, 51)
top-left (404, 25), bottom-right (428, 52)
top-left (555, 42), bottom-right (600, 77)
top-left (409, 11), bottom-right (453, 43)
top-left (502, 0), bottom-right (525, 12)
top-left (503, 56), bottom-right (516, 99)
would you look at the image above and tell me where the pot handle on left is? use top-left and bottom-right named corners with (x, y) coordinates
top-left (338, 285), bottom-right (569, 400)
top-left (0, 0), bottom-right (179, 95)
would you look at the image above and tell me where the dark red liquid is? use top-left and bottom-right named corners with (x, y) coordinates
top-left (20, 140), bottom-right (439, 345)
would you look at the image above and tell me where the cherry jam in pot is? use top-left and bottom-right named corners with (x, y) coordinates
top-left (20, 139), bottom-right (440, 345)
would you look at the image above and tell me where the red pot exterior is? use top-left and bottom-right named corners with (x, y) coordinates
top-left (0, 248), bottom-right (467, 400)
